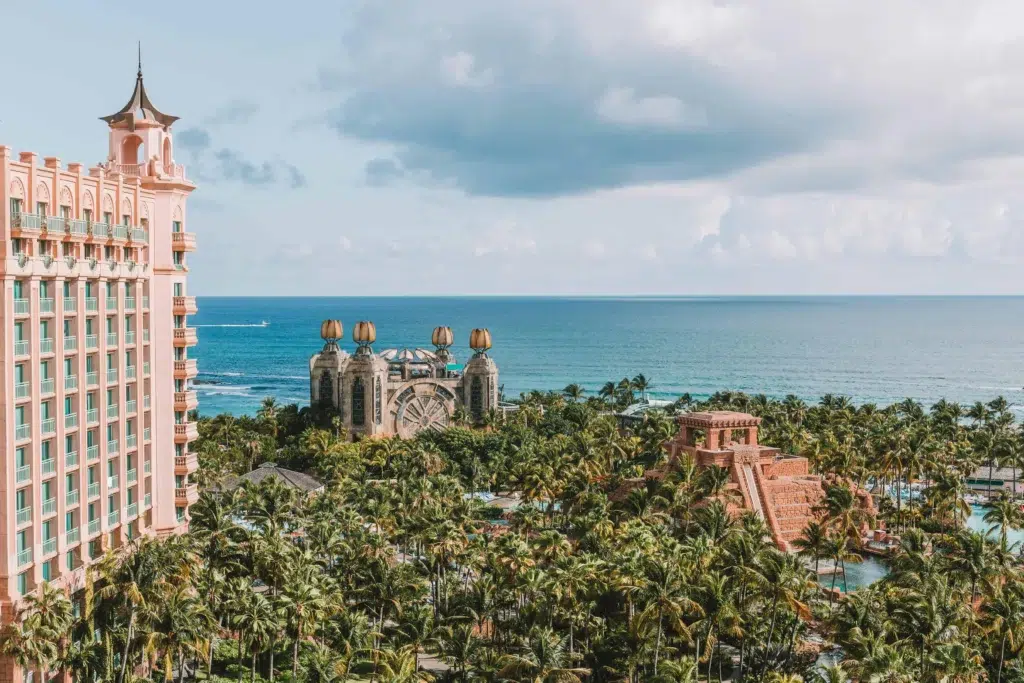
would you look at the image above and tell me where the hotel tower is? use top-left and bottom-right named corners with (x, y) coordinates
top-left (0, 63), bottom-right (198, 615)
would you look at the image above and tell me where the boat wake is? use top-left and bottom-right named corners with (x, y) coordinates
top-left (195, 321), bottom-right (270, 328)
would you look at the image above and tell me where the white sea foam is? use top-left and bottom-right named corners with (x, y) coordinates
top-left (203, 371), bottom-right (245, 377)
top-left (195, 324), bottom-right (268, 328)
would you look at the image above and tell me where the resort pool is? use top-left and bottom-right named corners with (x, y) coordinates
top-left (816, 555), bottom-right (889, 592)
top-left (966, 504), bottom-right (1024, 546)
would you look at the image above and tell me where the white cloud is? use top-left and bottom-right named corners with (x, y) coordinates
top-left (440, 51), bottom-right (494, 88)
top-left (583, 241), bottom-right (607, 259)
top-left (339, 236), bottom-right (353, 251)
top-left (596, 87), bottom-right (707, 130)
top-left (472, 222), bottom-right (537, 257)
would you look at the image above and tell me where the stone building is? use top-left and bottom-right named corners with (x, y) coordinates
top-left (309, 321), bottom-right (499, 439)
top-left (665, 410), bottom-right (874, 551)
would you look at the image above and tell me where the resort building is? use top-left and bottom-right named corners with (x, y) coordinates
top-left (310, 322), bottom-right (499, 439)
top-left (645, 411), bottom-right (874, 551)
top-left (0, 61), bottom-right (198, 622)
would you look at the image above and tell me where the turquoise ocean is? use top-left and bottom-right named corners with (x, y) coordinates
top-left (191, 296), bottom-right (1024, 418)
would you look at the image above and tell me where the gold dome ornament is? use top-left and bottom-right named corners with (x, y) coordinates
top-left (353, 321), bottom-right (377, 354)
top-left (469, 328), bottom-right (492, 355)
top-left (432, 326), bottom-right (454, 349)
top-left (320, 319), bottom-right (343, 342)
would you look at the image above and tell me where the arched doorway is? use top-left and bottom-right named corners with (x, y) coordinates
top-left (121, 135), bottom-right (143, 165)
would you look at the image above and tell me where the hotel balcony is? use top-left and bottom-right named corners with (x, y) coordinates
top-left (65, 451), bottom-right (78, 469)
top-left (16, 508), bottom-right (31, 527)
top-left (41, 458), bottom-right (56, 477)
top-left (64, 373), bottom-right (77, 392)
top-left (17, 548), bottom-right (32, 567)
top-left (87, 519), bottom-right (100, 537)
top-left (174, 390), bottom-right (198, 412)
top-left (15, 465), bottom-right (30, 484)
top-left (174, 452), bottom-right (199, 475)
top-left (174, 358), bottom-right (198, 379)
top-left (64, 336), bottom-right (77, 352)
top-left (174, 483), bottom-right (199, 506)
top-left (41, 538), bottom-right (56, 557)
top-left (171, 232), bottom-right (197, 251)
top-left (13, 298), bottom-right (29, 316)
top-left (173, 328), bottom-right (198, 347)
top-left (14, 382), bottom-right (29, 400)
top-left (174, 422), bottom-right (199, 443)
top-left (172, 296), bottom-right (198, 315)
top-left (63, 296), bottom-right (77, 313)
top-left (39, 298), bottom-right (55, 315)
top-left (66, 489), bottom-right (79, 507)
top-left (65, 528), bottom-right (80, 545)
top-left (40, 378), bottom-right (55, 395)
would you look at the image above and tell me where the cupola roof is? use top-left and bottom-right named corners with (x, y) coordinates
top-left (100, 46), bottom-right (178, 130)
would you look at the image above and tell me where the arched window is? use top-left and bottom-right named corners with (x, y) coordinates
top-left (375, 377), bottom-right (383, 425)
top-left (121, 135), bottom-right (143, 165)
top-left (318, 372), bottom-right (334, 408)
top-left (470, 377), bottom-right (483, 419)
top-left (352, 378), bottom-right (366, 427)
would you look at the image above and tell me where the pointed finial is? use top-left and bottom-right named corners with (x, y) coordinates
top-left (137, 41), bottom-right (142, 77)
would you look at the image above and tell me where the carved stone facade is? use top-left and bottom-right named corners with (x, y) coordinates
top-left (309, 323), bottom-right (498, 440)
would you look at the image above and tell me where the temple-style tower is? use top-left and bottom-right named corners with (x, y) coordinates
top-left (343, 322), bottom-right (389, 439)
top-left (462, 329), bottom-right (499, 421)
top-left (309, 319), bottom-right (347, 412)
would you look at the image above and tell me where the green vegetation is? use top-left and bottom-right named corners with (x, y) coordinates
top-left (6, 386), bottom-right (1024, 682)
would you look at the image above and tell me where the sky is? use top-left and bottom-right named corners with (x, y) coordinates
top-left (4, 0), bottom-right (1024, 296)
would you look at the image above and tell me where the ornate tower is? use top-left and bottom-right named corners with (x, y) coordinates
top-left (462, 328), bottom-right (499, 422)
top-left (309, 320), bottom-right (348, 412)
top-left (342, 322), bottom-right (389, 439)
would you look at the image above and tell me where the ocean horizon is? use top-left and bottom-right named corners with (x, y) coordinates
top-left (191, 295), bottom-right (1024, 417)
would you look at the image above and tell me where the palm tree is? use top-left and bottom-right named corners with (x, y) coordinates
top-left (794, 520), bottom-right (830, 574)
top-left (232, 591), bottom-right (280, 683)
top-left (562, 384), bottom-right (585, 402)
top-left (631, 374), bottom-right (653, 401)
top-left (497, 627), bottom-right (590, 682)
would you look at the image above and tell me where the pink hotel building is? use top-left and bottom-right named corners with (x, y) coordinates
top-left (0, 66), bottom-right (198, 609)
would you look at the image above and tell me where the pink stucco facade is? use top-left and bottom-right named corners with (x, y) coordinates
top-left (0, 67), bottom-right (198, 640)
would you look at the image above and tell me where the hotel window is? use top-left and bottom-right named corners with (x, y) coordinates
top-left (122, 214), bottom-right (131, 226)
top-left (106, 424), bottom-right (115, 442)
top-left (14, 363), bottom-right (25, 385)
top-left (83, 208), bottom-right (92, 223)
top-left (64, 357), bottom-right (73, 378)
top-left (173, 282), bottom-right (183, 296)
top-left (106, 352), bottom-right (115, 370)
top-left (85, 244), bottom-right (95, 259)
top-left (172, 252), bottom-right (184, 266)
top-left (66, 552), bottom-right (75, 571)
top-left (65, 435), bottom-right (74, 455)
top-left (103, 211), bottom-right (113, 225)
top-left (15, 405), bottom-right (26, 430)
top-left (38, 239), bottom-right (50, 256)
top-left (40, 320), bottom-right (50, 342)
top-left (17, 573), bottom-right (28, 596)
top-left (352, 378), bottom-right (366, 426)
top-left (172, 220), bottom-right (182, 233)
top-left (10, 197), bottom-right (22, 217)
top-left (16, 447), bottom-right (26, 470)
top-left (106, 389), bottom-right (115, 408)
top-left (40, 281), bottom-right (50, 299)
top-left (11, 238), bottom-right (24, 255)
top-left (40, 360), bottom-right (50, 383)
top-left (65, 511), bottom-right (74, 532)
top-left (175, 475), bottom-right (184, 489)
top-left (41, 440), bottom-right (52, 466)
top-left (104, 245), bottom-right (114, 261)
top-left (86, 430), bottom-right (95, 449)
top-left (42, 481), bottom-right (52, 507)
top-left (15, 490), bottom-right (27, 513)
top-left (41, 401), bottom-right (52, 421)
top-left (37, 201), bottom-right (48, 217)
top-left (64, 396), bottom-right (73, 417)
top-left (62, 242), bottom-right (73, 257)
top-left (61, 205), bottom-right (71, 220)
top-left (176, 507), bottom-right (185, 523)
top-left (174, 315), bottom-right (184, 329)
top-left (14, 321), bottom-right (24, 342)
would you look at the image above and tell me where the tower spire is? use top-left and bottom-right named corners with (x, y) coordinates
top-left (100, 47), bottom-right (179, 130)
top-left (138, 41), bottom-right (142, 77)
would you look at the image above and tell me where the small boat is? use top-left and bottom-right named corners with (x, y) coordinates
top-left (259, 320), bottom-right (270, 327)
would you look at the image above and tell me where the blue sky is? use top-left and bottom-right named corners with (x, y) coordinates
top-left (4, 0), bottom-right (1024, 295)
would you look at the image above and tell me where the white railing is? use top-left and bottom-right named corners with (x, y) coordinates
top-left (63, 296), bottom-right (77, 312)
top-left (126, 399), bottom-right (137, 415)
top-left (126, 433), bottom-right (137, 449)
top-left (86, 371), bottom-right (98, 386)
top-left (143, 427), bottom-right (151, 441)
top-left (108, 475), bottom-right (119, 490)
top-left (13, 298), bottom-right (29, 315)
top-left (125, 331), bottom-right (136, 345)
top-left (40, 418), bottom-right (55, 434)
top-left (14, 340), bottom-right (29, 356)
top-left (17, 548), bottom-right (32, 566)
top-left (127, 468), bottom-right (137, 484)
top-left (15, 424), bottom-right (30, 440)
top-left (39, 338), bottom-right (54, 354)
top-left (126, 365), bottom-right (136, 380)
top-left (144, 459), bottom-right (151, 474)
top-left (85, 335), bottom-right (98, 350)
top-left (106, 368), bottom-right (117, 383)
top-left (144, 492), bottom-right (152, 508)
top-left (86, 408), bottom-right (98, 423)
top-left (16, 508), bottom-right (31, 526)
top-left (88, 518), bottom-right (100, 535)
top-left (85, 297), bottom-right (98, 312)
top-left (65, 374), bottom-right (78, 391)
top-left (65, 527), bottom-right (80, 544)
top-left (64, 336), bottom-right (77, 352)
top-left (15, 465), bottom-right (30, 483)
top-left (126, 502), bottom-right (138, 519)
top-left (106, 333), bottom-right (118, 347)
top-left (39, 298), bottom-right (55, 314)
top-left (107, 439), bottom-right (118, 454)
top-left (14, 382), bottom-right (29, 399)
top-left (86, 445), bottom-right (98, 461)
top-left (40, 378), bottom-right (55, 395)
top-left (105, 297), bottom-right (117, 310)
top-left (125, 297), bottom-right (136, 311)
top-left (66, 489), bottom-right (79, 507)
top-left (41, 538), bottom-right (56, 556)
top-left (64, 413), bottom-right (78, 429)
top-left (41, 458), bottom-right (55, 476)
top-left (41, 498), bottom-right (56, 516)
top-left (88, 483), bottom-right (99, 499)
top-left (106, 404), bottom-right (118, 419)
top-left (107, 510), bottom-right (120, 526)
top-left (65, 451), bottom-right (78, 468)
